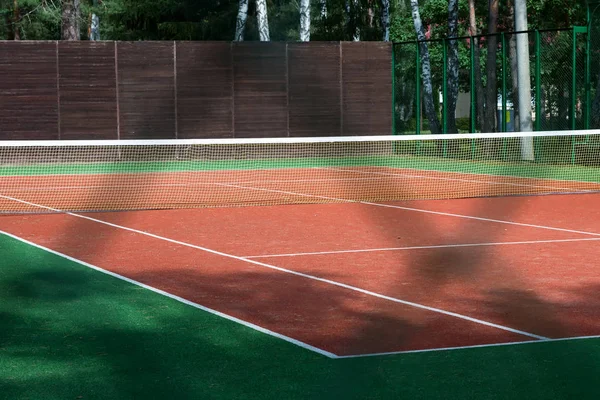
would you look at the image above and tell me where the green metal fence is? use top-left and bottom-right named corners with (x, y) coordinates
top-left (393, 27), bottom-right (597, 136)
top-left (392, 20), bottom-right (599, 166)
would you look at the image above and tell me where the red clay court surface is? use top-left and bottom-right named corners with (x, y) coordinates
top-left (1, 184), bottom-right (600, 358)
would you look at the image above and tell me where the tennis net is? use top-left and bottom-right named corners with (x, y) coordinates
top-left (1, 130), bottom-right (600, 214)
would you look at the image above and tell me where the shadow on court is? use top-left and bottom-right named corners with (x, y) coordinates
top-left (1, 237), bottom-right (600, 399)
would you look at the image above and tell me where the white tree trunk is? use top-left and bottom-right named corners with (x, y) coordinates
top-left (90, 14), bottom-right (100, 40)
top-left (234, 0), bottom-right (248, 41)
top-left (410, 0), bottom-right (441, 134)
top-left (256, 0), bottom-right (270, 41)
top-left (300, 0), bottom-right (311, 41)
top-left (381, 0), bottom-right (390, 41)
top-left (320, 0), bottom-right (327, 18)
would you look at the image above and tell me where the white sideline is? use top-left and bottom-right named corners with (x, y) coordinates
top-left (243, 237), bottom-right (600, 259)
top-left (0, 193), bottom-right (549, 342)
top-left (0, 229), bottom-right (338, 359)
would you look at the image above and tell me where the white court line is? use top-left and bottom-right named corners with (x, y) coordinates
top-left (243, 237), bottom-right (600, 259)
top-left (336, 334), bottom-right (600, 359)
top-left (0, 193), bottom-right (549, 341)
top-left (0, 229), bottom-right (338, 359)
top-left (322, 166), bottom-right (598, 193)
top-left (218, 183), bottom-right (600, 237)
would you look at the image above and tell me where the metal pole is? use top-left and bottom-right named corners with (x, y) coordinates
top-left (501, 32), bottom-right (507, 133)
top-left (514, 0), bottom-right (535, 161)
top-left (535, 30), bottom-right (541, 132)
top-left (392, 43), bottom-right (397, 135)
top-left (469, 36), bottom-right (476, 133)
top-left (416, 43), bottom-right (421, 136)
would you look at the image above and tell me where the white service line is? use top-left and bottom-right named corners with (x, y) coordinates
top-left (322, 166), bottom-right (597, 193)
top-left (243, 237), bottom-right (600, 259)
top-left (0, 229), bottom-right (338, 359)
top-left (218, 183), bottom-right (600, 237)
top-left (0, 193), bottom-right (549, 341)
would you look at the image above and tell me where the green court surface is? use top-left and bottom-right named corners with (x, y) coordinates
top-left (2, 233), bottom-right (599, 400)
top-left (2, 153), bottom-right (600, 183)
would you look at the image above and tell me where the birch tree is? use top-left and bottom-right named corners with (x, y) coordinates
top-left (256, 0), bottom-right (270, 41)
top-left (446, 0), bottom-right (459, 133)
top-left (409, 0), bottom-right (441, 134)
top-left (381, 0), bottom-right (390, 42)
top-left (89, 0), bottom-right (100, 40)
top-left (300, 0), bottom-right (310, 41)
top-left (234, 0), bottom-right (248, 41)
top-left (61, 0), bottom-right (80, 40)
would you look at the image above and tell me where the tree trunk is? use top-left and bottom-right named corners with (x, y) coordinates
top-left (89, 13), bottom-right (100, 40)
top-left (234, 0), bottom-right (249, 41)
top-left (61, 0), bottom-right (81, 40)
top-left (256, 0), bottom-right (270, 41)
top-left (346, 0), bottom-right (360, 41)
top-left (446, 0), bottom-right (459, 134)
top-left (468, 0), bottom-right (484, 131)
top-left (300, 0), bottom-right (311, 42)
top-left (87, 0), bottom-right (100, 40)
top-left (410, 0), bottom-right (441, 135)
top-left (13, 0), bottom-right (20, 40)
top-left (381, 0), bottom-right (390, 42)
top-left (483, 0), bottom-right (499, 133)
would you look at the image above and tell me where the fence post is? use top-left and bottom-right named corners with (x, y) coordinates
top-left (442, 38), bottom-right (447, 135)
top-left (535, 30), bottom-right (541, 132)
top-left (501, 33), bottom-right (507, 134)
top-left (469, 36), bottom-right (476, 133)
top-left (392, 43), bottom-right (396, 135)
top-left (415, 42), bottom-right (421, 136)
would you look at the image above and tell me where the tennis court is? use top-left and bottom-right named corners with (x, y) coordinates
top-left (2, 131), bottom-right (600, 398)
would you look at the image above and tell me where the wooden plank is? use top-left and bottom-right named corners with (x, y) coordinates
top-left (58, 41), bottom-right (118, 140)
top-left (342, 42), bottom-right (393, 136)
top-left (176, 42), bottom-right (233, 139)
top-left (288, 43), bottom-right (342, 137)
top-left (0, 42), bottom-right (59, 140)
top-left (232, 43), bottom-right (287, 138)
top-left (117, 42), bottom-right (176, 139)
